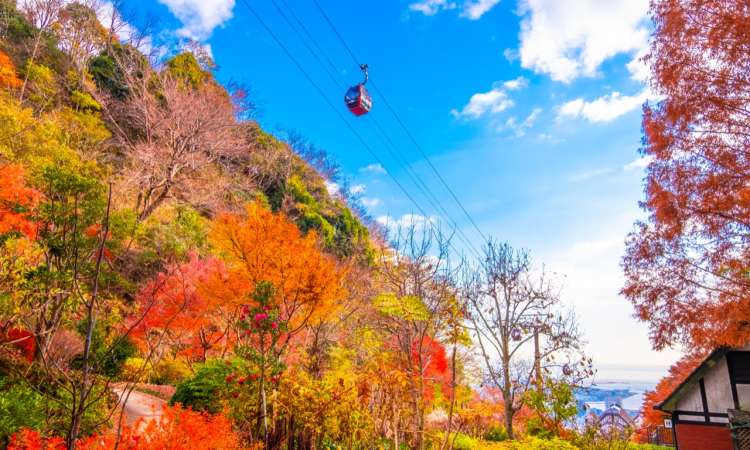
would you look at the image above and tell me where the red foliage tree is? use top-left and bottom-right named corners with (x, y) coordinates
top-left (0, 328), bottom-right (36, 361)
top-left (410, 335), bottom-right (451, 401)
top-left (130, 254), bottom-right (235, 361)
top-left (622, 0), bottom-right (750, 351)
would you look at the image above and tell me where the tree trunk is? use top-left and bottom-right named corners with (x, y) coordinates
top-left (503, 357), bottom-right (514, 440)
top-left (441, 343), bottom-right (458, 450)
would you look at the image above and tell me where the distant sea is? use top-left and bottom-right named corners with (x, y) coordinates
top-left (575, 364), bottom-right (665, 415)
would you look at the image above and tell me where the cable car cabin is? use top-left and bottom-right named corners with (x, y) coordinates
top-left (345, 63), bottom-right (371, 116)
top-left (345, 84), bottom-right (372, 116)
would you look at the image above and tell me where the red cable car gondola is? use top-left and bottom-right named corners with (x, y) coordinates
top-left (345, 64), bottom-right (372, 116)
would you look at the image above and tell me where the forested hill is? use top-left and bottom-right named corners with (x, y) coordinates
top-left (0, 0), bottom-right (374, 268)
top-left (0, 1), bottom-right (646, 449)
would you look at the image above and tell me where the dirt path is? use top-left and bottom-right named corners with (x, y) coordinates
top-left (112, 385), bottom-right (166, 426)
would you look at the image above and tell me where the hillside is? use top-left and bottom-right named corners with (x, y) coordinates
top-left (0, 1), bottom-right (687, 449)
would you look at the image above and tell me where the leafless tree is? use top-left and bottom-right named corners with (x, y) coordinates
top-left (96, 58), bottom-right (248, 220)
top-left (463, 240), bottom-right (590, 439)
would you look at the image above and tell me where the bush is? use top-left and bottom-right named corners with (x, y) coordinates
top-left (453, 433), bottom-right (479, 450)
top-left (152, 359), bottom-right (191, 385)
top-left (98, 336), bottom-right (138, 377)
top-left (170, 359), bottom-right (233, 413)
top-left (484, 425), bottom-right (508, 442)
top-left (120, 356), bottom-right (153, 382)
top-left (0, 376), bottom-right (112, 447)
top-left (9, 404), bottom-right (244, 449)
top-left (0, 377), bottom-right (45, 447)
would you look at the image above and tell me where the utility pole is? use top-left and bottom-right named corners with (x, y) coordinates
top-left (533, 327), bottom-right (543, 395)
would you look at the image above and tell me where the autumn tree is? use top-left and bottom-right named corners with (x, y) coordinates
top-left (0, 50), bottom-right (22, 90)
top-left (0, 164), bottom-right (41, 239)
top-left (622, 0), bottom-right (750, 352)
top-left (130, 254), bottom-right (234, 362)
top-left (208, 201), bottom-right (345, 334)
top-left (373, 225), bottom-right (459, 450)
top-left (636, 353), bottom-right (703, 442)
top-left (208, 201), bottom-right (345, 444)
top-left (464, 241), bottom-right (589, 440)
top-left (95, 51), bottom-right (247, 220)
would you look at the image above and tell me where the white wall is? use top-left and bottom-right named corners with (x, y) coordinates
top-left (705, 357), bottom-right (734, 413)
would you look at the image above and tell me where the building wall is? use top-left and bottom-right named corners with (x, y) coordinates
top-left (675, 423), bottom-right (732, 450)
top-left (705, 358), bottom-right (733, 413)
top-left (676, 382), bottom-right (704, 413)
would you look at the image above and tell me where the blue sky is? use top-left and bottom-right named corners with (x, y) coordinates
top-left (118, 0), bottom-right (681, 381)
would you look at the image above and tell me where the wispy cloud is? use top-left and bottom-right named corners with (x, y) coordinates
top-left (502, 76), bottom-right (529, 91)
top-left (350, 184), bottom-right (366, 195)
top-left (568, 167), bottom-right (614, 182)
top-left (409, 0), bottom-right (500, 20)
top-left (361, 197), bottom-right (382, 208)
top-left (408, 0), bottom-right (456, 16)
top-left (452, 78), bottom-right (528, 120)
top-left (460, 0), bottom-right (502, 20)
top-left (502, 107), bottom-right (542, 137)
top-left (557, 89), bottom-right (650, 123)
top-left (376, 213), bottom-right (436, 230)
top-left (359, 163), bottom-right (387, 175)
top-left (623, 155), bottom-right (653, 171)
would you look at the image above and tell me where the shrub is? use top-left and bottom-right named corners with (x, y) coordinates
top-left (484, 425), bottom-right (509, 442)
top-left (120, 356), bottom-right (153, 382)
top-left (0, 377), bottom-right (45, 447)
top-left (453, 433), bottom-right (479, 450)
top-left (152, 359), bottom-right (191, 385)
top-left (170, 359), bottom-right (233, 413)
top-left (0, 376), bottom-right (111, 447)
top-left (98, 336), bottom-right (138, 377)
top-left (9, 404), bottom-right (244, 449)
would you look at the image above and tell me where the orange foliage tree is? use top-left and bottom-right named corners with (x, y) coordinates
top-left (0, 164), bottom-right (42, 239)
top-left (131, 202), bottom-right (344, 361)
top-left (0, 50), bottom-right (22, 90)
top-left (636, 354), bottom-right (703, 442)
top-left (207, 201), bottom-right (345, 338)
top-left (622, 0), bottom-right (750, 352)
top-left (8, 404), bottom-right (245, 449)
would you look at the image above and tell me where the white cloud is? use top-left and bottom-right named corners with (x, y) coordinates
top-left (502, 107), bottom-right (542, 137)
top-left (502, 76), bottom-right (528, 90)
top-left (626, 47), bottom-right (650, 82)
top-left (451, 88), bottom-right (512, 119)
top-left (409, 0), bottom-right (500, 20)
top-left (350, 184), bottom-right (366, 195)
top-left (376, 213), bottom-right (436, 230)
top-left (361, 197), bottom-right (382, 208)
top-left (623, 155), bottom-right (653, 171)
top-left (557, 89), bottom-right (650, 123)
top-left (518, 0), bottom-right (649, 82)
top-left (453, 78), bottom-right (531, 120)
top-left (460, 0), bottom-right (501, 20)
top-left (157, 0), bottom-right (235, 40)
top-left (360, 163), bottom-right (387, 175)
top-left (409, 0), bottom-right (456, 15)
top-left (325, 181), bottom-right (339, 196)
top-left (568, 167), bottom-right (613, 182)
